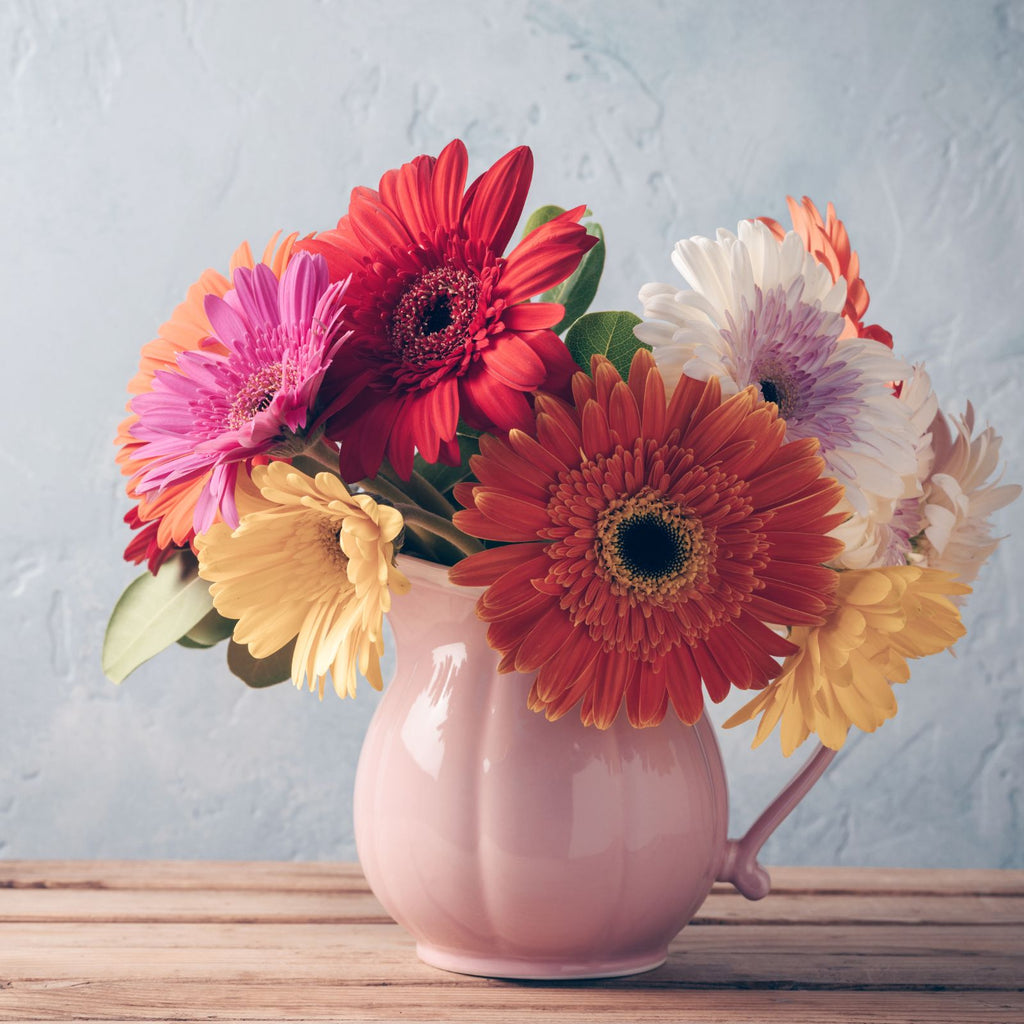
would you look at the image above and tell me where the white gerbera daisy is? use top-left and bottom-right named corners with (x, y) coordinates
top-left (914, 403), bottom-right (1021, 595)
top-left (635, 219), bottom-right (919, 563)
top-left (840, 363), bottom-right (939, 569)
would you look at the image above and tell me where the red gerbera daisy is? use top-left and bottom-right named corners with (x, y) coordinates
top-left (122, 506), bottom-right (180, 574)
top-left (448, 351), bottom-right (847, 730)
top-left (299, 139), bottom-right (598, 481)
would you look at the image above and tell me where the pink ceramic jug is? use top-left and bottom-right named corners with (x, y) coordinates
top-left (353, 556), bottom-right (836, 979)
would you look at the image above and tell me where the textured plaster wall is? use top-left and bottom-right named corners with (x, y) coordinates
top-left (2, 0), bottom-right (1022, 868)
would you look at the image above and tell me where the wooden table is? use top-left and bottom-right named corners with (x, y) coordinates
top-left (1, 861), bottom-right (1022, 1023)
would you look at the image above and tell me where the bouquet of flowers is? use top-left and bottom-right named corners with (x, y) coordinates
top-left (104, 139), bottom-right (1018, 756)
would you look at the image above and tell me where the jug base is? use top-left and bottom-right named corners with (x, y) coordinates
top-left (416, 941), bottom-right (668, 980)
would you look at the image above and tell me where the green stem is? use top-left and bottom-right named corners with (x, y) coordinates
top-left (357, 475), bottom-right (413, 507)
top-left (302, 437), bottom-right (344, 475)
top-left (380, 463), bottom-right (457, 519)
top-left (394, 505), bottom-right (483, 557)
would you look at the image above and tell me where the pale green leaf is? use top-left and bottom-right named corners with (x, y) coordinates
top-left (102, 552), bottom-right (215, 684)
top-left (564, 310), bottom-right (647, 378)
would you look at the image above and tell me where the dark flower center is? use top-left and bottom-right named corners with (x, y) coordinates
top-left (754, 360), bottom-right (801, 419)
top-left (615, 515), bottom-right (690, 579)
top-left (759, 379), bottom-right (780, 406)
top-left (389, 264), bottom-right (481, 366)
top-left (421, 294), bottom-right (452, 335)
top-left (596, 491), bottom-right (709, 599)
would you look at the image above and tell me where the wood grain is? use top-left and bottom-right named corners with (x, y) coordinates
top-left (3, 860), bottom-right (1022, 894)
top-left (1, 862), bottom-right (1022, 1023)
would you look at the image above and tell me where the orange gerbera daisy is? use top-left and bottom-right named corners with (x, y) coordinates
top-left (449, 351), bottom-right (846, 729)
top-left (760, 196), bottom-right (892, 348)
top-left (117, 233), bottom-right (298, 559)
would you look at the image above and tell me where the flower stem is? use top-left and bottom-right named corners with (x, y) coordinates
top-left (394, 505), bottom-right (483, 557)
top-left (379, 463), bottom-right (458, 519)
top-left (358, 475), bottom-right (413, 507)
top-left (302, 437), bottom-right (344, 475)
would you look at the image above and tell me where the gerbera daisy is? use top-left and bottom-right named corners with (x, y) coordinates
top-left (128, 251), bottom-right (350, 535)
top-left (838, 363), bottom-right (939, 569)
top-left (635, 219), bottom-right (919, 561)
top-left (194, 461), bottom-right (410, 698)
top-left (759, 196), bottom-right (893, 347)
top-left (448, 351), bottom-right (846, 730)
top-left (725, 566), bottom-right (969, 754)
top-left (122, 507), bottom-right (179, 575)
top-left (915, 403), bottom-right (1021, 592)
top-left (117, 233), bottom-right (298, 556)
top-left (299, 139), bottom-right (599, 482)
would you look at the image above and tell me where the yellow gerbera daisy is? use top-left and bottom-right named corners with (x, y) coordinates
top-left (194, 461), bottom-right (409, 699)
top-left (724, 566), bottom-right (970, 754)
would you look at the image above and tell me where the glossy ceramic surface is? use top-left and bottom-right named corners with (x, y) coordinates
top-left (353, 556), bottom-right (835, 979)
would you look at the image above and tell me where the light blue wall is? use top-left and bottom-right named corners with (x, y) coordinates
top-left (2, 0), bottom-right (1021, 867)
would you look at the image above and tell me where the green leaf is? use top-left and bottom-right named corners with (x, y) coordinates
top-left (176, 607), bottom-right (236, 649)
top-left (102, 551), bottom-right (215, 684)
top-left (543, 223), bottom-right (606, 335)
top-left (522, 204), bottom-right (566, 237)
top-left (564, 310), bottom-right (647, 378)
top-left (227, 638), bottom-right (296, 688)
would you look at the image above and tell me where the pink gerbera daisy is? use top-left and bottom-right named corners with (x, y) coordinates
top-left (299, 139), bottom-right (598, 481)
top-left (128, 251), bottom-right (349, 533)
top-left (117, 232), bottom-right (298, 561)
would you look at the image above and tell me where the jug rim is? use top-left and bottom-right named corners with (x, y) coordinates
top-left (397, 553), bottom-right (486, 598)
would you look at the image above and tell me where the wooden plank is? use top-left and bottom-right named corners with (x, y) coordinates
top-left (3, 861), bottom-right (1022, 896)
top-left (1, 982), bottom-right (1021, 1023)
top-left (0, 922), bottom-right (1021, 989)
top-left (0, 861), bottom-right (370, 892)
top-left (762, 866), bottom-right (1024, 896)
top-left (2, 864), bottom-right (1021, 1023)
top-left (0, 889), bottom-right (389, 923)
top-left (2, 886), bottom-right (1021, 926)
top-left (694, 890), bottom-right (1024, 926)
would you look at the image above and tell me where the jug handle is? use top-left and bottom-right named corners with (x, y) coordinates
top-left (716, 743), bottom-right (837, 900)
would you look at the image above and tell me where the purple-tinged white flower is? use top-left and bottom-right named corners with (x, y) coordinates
top-left (129, 252), bottom-right (350, 533)
top-left (842, 363), bottom-right (939, 569)
top-left (635, 220), bottom-right (918, 564)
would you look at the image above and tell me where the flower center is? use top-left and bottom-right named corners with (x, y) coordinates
top-left (596, 490), bottom-right (709, 599)
top-left (389, 264), bottom-right (481, 366)
top-left (753, 359), bottom-right (801, 419)
top-left (228, 364), bottom-right (299, 429)
top-left (316, 517), bottom-right (349, 573)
